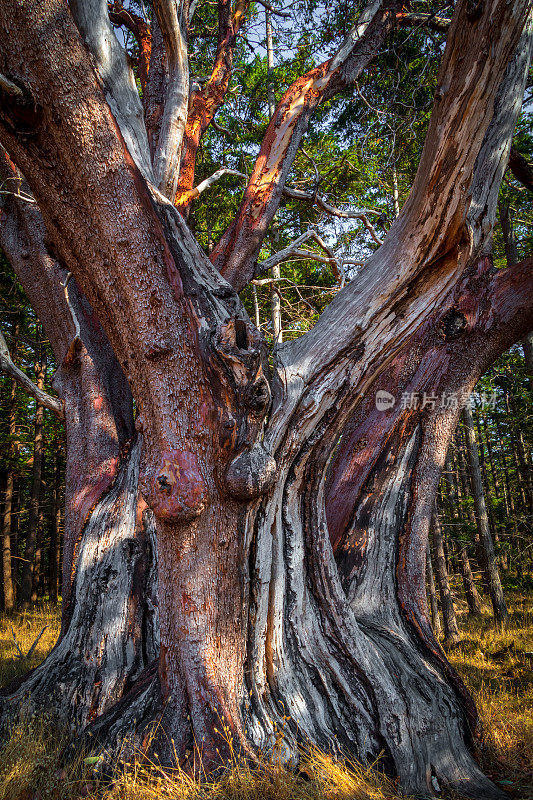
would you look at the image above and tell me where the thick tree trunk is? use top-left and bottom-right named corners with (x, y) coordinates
top-left (0, 1), bottom-right (531, 797)
top-left (0, 179), bottom-right (159, 731)
top-left (461, 406), bottom-right (509, 623)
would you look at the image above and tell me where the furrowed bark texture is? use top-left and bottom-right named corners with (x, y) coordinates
top-left (0, 0), bottom-right (532, 796)
top-left (0, 437), bottom-right (159, 731)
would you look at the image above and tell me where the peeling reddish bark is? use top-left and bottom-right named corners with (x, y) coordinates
top-left (175, 0), bottom-right (248, 213)
top-left (211, 3), bottom-right (397, 290)
top-left (326, 255), bottom-right (533, 738)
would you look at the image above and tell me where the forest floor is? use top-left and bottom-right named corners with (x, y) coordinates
top-left (0, 588), bottom-right (531, 800)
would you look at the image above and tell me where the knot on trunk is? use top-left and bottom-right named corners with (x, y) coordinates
top-left (202, 317), bottom-right (271, 452)
top-left (141, 450), bottom-right (208, 522)
top-left (0, 75), bottom-right (42, 135)
top-left (225, 442), bottom-right (276, 500)
top-left (439, 308), bottom-right (467, 340)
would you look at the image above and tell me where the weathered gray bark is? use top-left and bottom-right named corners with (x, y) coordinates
top-left (0, 168), bottom-right (159, 730)
top-left (461, 405), bottom-right (509, 623)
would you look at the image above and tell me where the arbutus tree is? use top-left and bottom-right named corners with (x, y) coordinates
top-left (0, 0), bottom-right (532, 797)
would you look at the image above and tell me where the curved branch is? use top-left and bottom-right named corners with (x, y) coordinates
top-left (509, 145), bottom-right (533, 192)
top-left (210, 0), bottom-right (395, 291)
top-left (283, 185), bottom-right (384, 244)
top-left (108, 2), bottom-right (152, 92)
top-left (278, 0), bottom-right (533, 389)
top-left (181, 167), bottom-right (247, 204)
top-left (175, 0), bottom-right (249, 212)
top-left (395, 12), bottom-right (450, 32)
top-left (0, 329), bottom-right (64, 417)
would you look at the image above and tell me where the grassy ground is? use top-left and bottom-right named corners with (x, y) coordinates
top-left (0, 592), bottom-right (531, 800)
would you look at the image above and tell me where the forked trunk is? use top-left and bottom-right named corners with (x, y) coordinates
top-left (0, 1), bottom-right (532, 797)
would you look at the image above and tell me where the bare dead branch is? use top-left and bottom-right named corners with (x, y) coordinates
top-left (395, 12), bottom-right (450, 32)
top-left (191, 168), bottom-right (247, 198)
top-left (282, 185), bottom-right (384, 244)
top-left (0, 329), bottom-right (63, 417)
top-left (254, 0), bottom-right (290, 18)
top-left (258, 229), bottom-right (345, 284)
top-left (10, 624), bottom-right (48, 659)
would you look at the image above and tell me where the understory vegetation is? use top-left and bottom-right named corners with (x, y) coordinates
top-left (0, 591), bottom-right (531, 800)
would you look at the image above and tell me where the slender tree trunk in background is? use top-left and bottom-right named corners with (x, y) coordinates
top-left (522, 332), bottom-right (533, 378)
top-left (2, 376), bottom-right (17, 612)
top-left (473, 412), bottom-right (499, 539)
top-left (462, 405), bottom-right (509, 623)
top-left (20, 339), bottom-right (45, 607)
top-left (458, 546), bottom-right (482, 616)
top-left (30, 516), bottom-right (42, 603)
top-left (426, 542), bottom-right (441, 636)
top-left (431, 505), bottom-right (460, 646)
top-left (499, 200), bottom-right (533, 379)
top-left (10, 481), bottom-right (19, 604)
top-left (504, 391), bottom-right (533, 513)
top-left (443, 454), bottom-right (482, 615)
top-left (47, 448), bottom-right (61, 604)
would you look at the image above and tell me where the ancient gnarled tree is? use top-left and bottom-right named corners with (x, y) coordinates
top-left (0, 0), bottom-right (532, 797)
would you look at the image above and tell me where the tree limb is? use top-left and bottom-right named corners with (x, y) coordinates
top-left (282, 185), bottom-right (384, 244)
top-left (395, 12), bottom-right (450, 32)
top-left (69, 0), bottom-right (153, 180)
top-left (151, 0), bottom-right (190, 199)
top-left (0, 328), bottom-right (64, 417)
top-left (187, 167), bottom-right (247, 200)
top-left (254, 0), bottom-right (290, 17)
top-left (508, 145), bottom-right (533, 192)
top-left (257, 229), bottom-right (344, 284)
top-left (175, 0), bottom-right (249, 212)
top-left (108, 2), bottom-right (152, 92)
top-left (210, 0), bottom-right (395, 290)
top-left (277, 0), bottom-right (532, 390)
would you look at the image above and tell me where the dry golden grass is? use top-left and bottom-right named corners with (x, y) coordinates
top-left (0, 590), bottom-right (531, 800)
